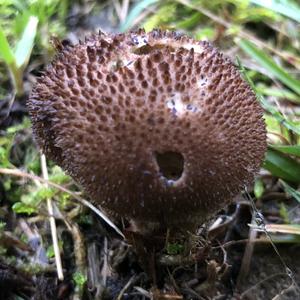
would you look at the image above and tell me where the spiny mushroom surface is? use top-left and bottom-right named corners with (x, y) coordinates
top-left (28, 29), bottom-right (266, 231)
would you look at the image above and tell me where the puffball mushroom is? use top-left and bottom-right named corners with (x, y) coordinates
top-left (28, 29), bottom-right (266, 233)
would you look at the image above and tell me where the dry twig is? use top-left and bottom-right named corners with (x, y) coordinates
top-left (41, 154), bottom-right (64, 281)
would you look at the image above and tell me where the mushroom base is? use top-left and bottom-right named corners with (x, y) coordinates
top-left (125, 219), bottom-right (203, 280)
top-left (130, 218), bottom-right (200, 236)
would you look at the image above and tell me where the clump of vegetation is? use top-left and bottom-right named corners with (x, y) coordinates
top-left (0, 0), bottom-right (300, 299)
top-left (0, 0), bottom-right (68, 97)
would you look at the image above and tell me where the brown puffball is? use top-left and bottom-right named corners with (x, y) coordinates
top-left (28, 29), bottom-right (266, 233)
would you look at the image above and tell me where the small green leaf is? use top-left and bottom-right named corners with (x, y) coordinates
top-left (49, 166), bottom-right (70, 184)
top-left (263, 148), bottom-right (300, 183)
top-left (0, 147), bottom-right (11, 168)
top-left (279, 203), bottom-right (290, 224)
top-left (254, 179), bottom-right (264, 198)
top-left (20, 186), bottom-right (53, 209)
top-left (46, 241), bottom-right (63, 258)
top-left (14, 15), bottom-right (38, 68)
top-left (270, 145), bottom-right (300, 157)
top-left (46, 245), bottom-right (55, 259)
top-left (0, 133), bottom-right (14, 168)
top-left (0, 222), bottom-right (6, 231)
top-left (194, 27), bottom-right (215, 40)
top-left (264, 115), bottom-right (284, 136)
top-left (6, 118), bottom-right (31, 134)
top-left (238, 39), bottom-right (300, 96)
top-left (166, 242), bottom-right (184, 255)
top-left (12, 202), bottom-right (37, 215)
top-left (36, 186), bottom-right (54, 200)
top-left (0, 246), bottom-right (7, 256)
top-left (73, 271), bottom-right (87, 288)
top-left (0, 26), bottom-right (15, 65)
top-left (78, 214), bottom-right (93, 226)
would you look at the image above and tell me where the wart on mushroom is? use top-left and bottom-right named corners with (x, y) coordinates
top-left (28, 29), bottom-right (266, 239)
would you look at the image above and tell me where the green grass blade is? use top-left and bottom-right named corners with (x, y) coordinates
top-left (239, 39), bottom-right (300, 96)
top-left (270, 145), bottom-right (300, 157)
top-left (0, 27), bottom-right (15, 65)
top-left (250, 0), bottom-right (300, 23)
top-left (256, 86), bottom-right (300, 104)
top-left (265, 224), bottom-right (300, 235)
top-left (259, 96), bottom-right (300, 135)
top-left (236, 57), bottom-right (300, 135)
top-left (120, 0), bottom-right (158, 32)
top-left (14, 15), bottom-right (38, 68)
top-left (280, 180), bottom-right (300, 203)
top-left (264, 148), bottom-right (300, 183)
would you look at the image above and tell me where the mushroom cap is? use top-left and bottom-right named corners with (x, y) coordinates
top-left (28, 29), bottom-right (266, 228)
